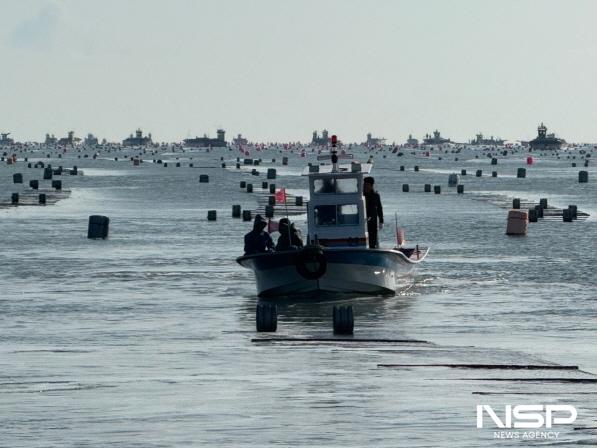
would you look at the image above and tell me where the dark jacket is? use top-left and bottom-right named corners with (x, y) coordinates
top-left (244, 230), bottom-right (274, 255)
top-left (276, 222), bottom-right (304, 251)
top-left (364, 191), bottom-right (384, 224)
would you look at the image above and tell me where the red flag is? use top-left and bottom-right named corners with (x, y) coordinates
top-left (275, 188), bottom-right (286, 204)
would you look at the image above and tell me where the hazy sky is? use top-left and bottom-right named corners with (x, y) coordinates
top-left (1, 0), bottom-right (596, 143)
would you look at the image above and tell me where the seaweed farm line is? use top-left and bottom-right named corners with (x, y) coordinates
top-left (1, 141), bottom-right (596, 447)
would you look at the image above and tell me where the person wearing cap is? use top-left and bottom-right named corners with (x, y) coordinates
top-left (276, 218), bottom-right (304, 251)
top-left (244, 214), bottom-right (275, 255)
top-left (363, 176), bottom-right (384, 249)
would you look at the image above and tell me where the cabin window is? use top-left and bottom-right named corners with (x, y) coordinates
top-left (314, 204), bottom-right (360, 226)
top-left (313, 177), bottom-right (358, 194)
top-left (338, 204), bottom-right (359, 225)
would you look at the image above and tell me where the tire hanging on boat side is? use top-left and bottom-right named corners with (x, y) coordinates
top-left (295, 245), bottom-right (327, 280)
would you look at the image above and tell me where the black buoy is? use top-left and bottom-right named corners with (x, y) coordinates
top-left (232, 205), bottom-right (241, 218)
top-left (240, 181), bottom-right (246, 189)
top-left (476, 170), bottom-right (482, 177)
top-left (457, 185), bottom-right (464, 194)
top-left (568, 205), bottom-right (578, 220)
top-left (333, 306), bottom-right (354, 335)
top-left (13, 173), bottom-right (23, 184)
top-left (402, 184), bottom-right (409, 193)
top-left (256, 303), bottom-right (278, 332)
top-left (414, 165), bottom-right (419, 172)
top-left (269, 184), bottom-right (276, 194)
top-left (528, 208), bottom-right (538, 223)
top-left (434, 185), bottom-right (441, 194)
top-left (11, 193), bottom-right (19, 205)
top-left (236, 163), bottom-right (241, 169)
top-left (491, 158), bottom-right (497, 165)
top-left (513, 198), bottom-right (521, 209)
top-left (492, 171), bottom-right (497, 178)
top-left (39, 193), bottom-right (46, 204)
top-left (539, 198), bottom-right (548, 209)
top-left (517, 167), bottom-right (526, 178)
top-left (461, 169), bottom-right (467, 176)
top-left (424, 184), bottom-right (431, 193)
top-left (246, 183), bottom-right (253, 193)
top-left (535, 205), bottom-right (544, 218)
top-left (43, 167), bottom-right (53, 180)
top-left (267, 168), bottom-right (277, 179)
top-left (70, 166), bottom-right (78, 175)
top-left (29, 179), bottom-right (39, 190)
top-left (262, 181), bottom-right (268, 189)
top-left (579, 171), bottom-right (588, 183)
top-left (199, 175), bottom-right (209, 183)
top-left (52, 180), bottom-right (62, 190)
top-left (265, 205), bottom-right (274, 218)
top-left (400, 165), bottom-right (405, 171)
top-left (242, 210), bottom-right (252, 221)
top-left (207, 210), bottom-right (217, 221)
top-left (87, 215), bottom-right (110, 239)
top-left (268, 195), bottom-right (275, 206)
top-left (563, 208), bottom-right (573, 222)
top-left (295, 196), bottom-right (303, 206)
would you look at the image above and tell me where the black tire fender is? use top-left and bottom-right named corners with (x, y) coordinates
top-left (295, 245), bottom-right (327, 280)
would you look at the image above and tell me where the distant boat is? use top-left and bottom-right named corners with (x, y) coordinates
top-left (528, 123), bottom-right (565, 150)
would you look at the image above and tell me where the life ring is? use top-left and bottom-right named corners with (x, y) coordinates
top-left (295, 245), bottom-right (327, 280)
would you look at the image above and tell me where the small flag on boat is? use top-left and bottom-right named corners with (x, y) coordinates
top-left (267, 219), bottom-right (279, 234)
top-left (275, 188), bottom-right (286, 204)
top-left (396, 228), bottom-right (405, 247)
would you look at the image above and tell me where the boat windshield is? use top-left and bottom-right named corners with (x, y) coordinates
top-left (313, 177), bottom-right (358, 194)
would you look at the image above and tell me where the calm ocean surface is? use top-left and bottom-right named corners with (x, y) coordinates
top-left (1, 144), bottom-right (595, 447)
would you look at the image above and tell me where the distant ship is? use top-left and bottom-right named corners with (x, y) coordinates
top-left (364, 132), bottom-right (385, 146)
top-left (232, 133), bottom-right (248, 146)
top-left (58, 131), bottom-right (81, 146)
top-left (528, 123), bottom-right (564, 150)
top-left (423, 130), bottom-right (450, 145)
top-left (184, 129), bottom-right (227, 148)
top-left (84, 133), bottom-right (99, 146)
top-left (311, 129), bottom-right (329, 146)
top-left (406, 134), bottom-right (419, 146)
top-left (0, 132), bottom-right (14, 145)
top-left (45, 133), bottom-right (57, 145)
top-left (123, 129), bottom-right (153, 146)
top-left (470, 133), bottom-right (504, 146)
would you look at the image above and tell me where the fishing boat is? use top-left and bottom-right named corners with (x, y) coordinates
top-left (236, 135), bottom-right (428, 298)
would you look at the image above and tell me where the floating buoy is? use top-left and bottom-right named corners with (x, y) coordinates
top-left (221, 162), bottom-right (226, 168)
top-left (265, 205), bottom-right (274, 218)
top-left (461, 169), bottom-right (467, 176)
top-left (39, 193), bottom-right (46, 204)
top-left (434, 185), bottom-right (441, 194)
top-left (539, 198), bottom-right (548, 209)
top-left (282, 156), bottom-right (288, 165)
top-left (268, 195), bottom-right (275, 206)
top-left (71, 166), bottom-right (78, 175)
top-left (476, 170), bottom-right (482, 177)
top-left (199, 175), bottom-right (209, 183)
top-left (424, 184), bottom-right (431, 193)
top-left (506, 209), bottom-right (528, 235)
top-left (207, 210), bottom-right (217, 221)
top-left (256, 303), bottom-right (278, 332)
top-left (43, 167), bottom-right (53, 180)
top-left (492, 171), bottom-right (498, 178)
top-left (29, 180), bottom-right (39, 190)
top-left (517, 167), bottom-right (526, 178)
top-left (246, 183), bottom-right (253, 193)
top-left (399, 165), bottom-right (405, 171)
top-left (242, 210), bottom-right (252, 221)
top-left (236, 163), bottom-right (241, 169)
top-left (535, 205), bottom-right (543, 218)
top-left (491, 158), bottom-right (497, 165)
top-left (11, 193), bottom-right (18, 204)
top-left (513, 198), bottom-right (521, 209)
top-left (88, 215), bottom-right (110, 239)
top-left (563, 209), bottom-right (573, 222)
top-left (267, 168), bottom-right (276, 179)
top-left (52, 180), bottom-right (62, 190)
top-left (260, 181), bottom-right (267, 189)
top-left (568, 205), bottom-right (578, 220)
top-left (240, 181), bottom-right (246, 188)
top-left (13, 173), bottom-right (23, 184)
top-left (269, 184), bottom-right (276, 194)
top-left (528, 208), bottom-right (538, 222)
top-left (414, 165), bottom-right (419, 172)
top-left (402, 184), bottom-right (409, 192)
top-left (251, 169), bottom-right (259, 176)
top-left (448, 173), bottom-right (459, 187)
top-left (232, 205), bottom-right (241, 218)
top-left (333, 305), bottom-right (354, 335)
top-left (579, 171), bottom-right (588, 183)
top-left (457, 185), bottom-right (464, 194)
top-left (295, 196), bottom-right (303, 206)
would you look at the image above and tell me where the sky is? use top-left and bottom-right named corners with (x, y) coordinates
top-left (1, 0), bottom-right (596, 143)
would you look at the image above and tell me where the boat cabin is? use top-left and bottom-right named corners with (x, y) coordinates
top-left (302, 159), bottom-right (372, 248)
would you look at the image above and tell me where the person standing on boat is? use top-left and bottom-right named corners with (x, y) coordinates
top-left (276, 218), bottom-right (304, 251)
top-left (363, 176), bottom-right (384, 249)
top-left (244, 215), bottom-right (274, 255)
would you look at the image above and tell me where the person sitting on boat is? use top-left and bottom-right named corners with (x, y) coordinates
top-left (276, 218), bottom-right (304, 251)
top-left (363, 176), bottom-right (384, 249)
top-left (244, 214), bottom-right (274, 255)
